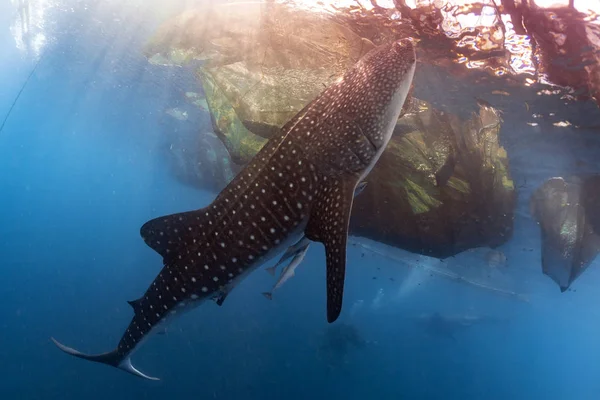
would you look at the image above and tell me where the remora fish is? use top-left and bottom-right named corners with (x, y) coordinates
top-left (51, 39), bottom-right (416, 380)
top-left (265, 236), bottom-right (311, 277)
top-left (263, 240), bottom-right (310, 300)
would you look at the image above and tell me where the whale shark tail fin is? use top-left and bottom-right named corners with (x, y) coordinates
top-left (51, 337), bottom-right (160, 381)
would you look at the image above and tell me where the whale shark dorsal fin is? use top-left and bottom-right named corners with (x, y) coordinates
top-left (50, 337), bottom-right (159, 381)
top-left (140, 209), bottom-right (209, 263)
top-left (127, 298), bottom-right (143, 312)
top-left (305, 176), bottom-right (357, 323)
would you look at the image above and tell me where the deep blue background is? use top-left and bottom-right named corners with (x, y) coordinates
top-left (1, 1), bottom-right (600, 399)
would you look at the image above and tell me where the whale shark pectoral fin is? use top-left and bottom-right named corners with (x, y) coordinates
top-left (50, 337), bottom-right (159, 381)
top-left (305, 176), bottom-right (357, 323)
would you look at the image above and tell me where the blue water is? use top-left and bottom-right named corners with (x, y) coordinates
top-left (2, 1), bottom-right (600, 399)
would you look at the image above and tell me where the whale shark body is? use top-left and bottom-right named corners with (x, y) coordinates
top-left (52, 39), bottom-right (416, 380)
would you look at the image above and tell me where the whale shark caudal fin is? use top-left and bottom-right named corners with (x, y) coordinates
top-left (305, 177), bottom-right (357, 323)
top-left (50, 338), bottom-right (160, 381)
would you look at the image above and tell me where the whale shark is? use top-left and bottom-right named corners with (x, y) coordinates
top-left (51, 39), bottom-right (416, 380)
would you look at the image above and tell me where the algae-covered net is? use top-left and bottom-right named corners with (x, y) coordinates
top-left (143, 0), bottom-right (600, 298)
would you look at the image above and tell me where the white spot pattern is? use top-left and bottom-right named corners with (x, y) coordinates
top-left (117, 39), bottom-right (415, 353)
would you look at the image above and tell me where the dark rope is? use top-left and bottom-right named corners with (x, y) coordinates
top-left (0, 53), bottom-right (43, 135)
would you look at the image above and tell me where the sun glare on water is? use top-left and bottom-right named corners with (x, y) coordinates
top-left (281, 0), bottom-right (600, 13)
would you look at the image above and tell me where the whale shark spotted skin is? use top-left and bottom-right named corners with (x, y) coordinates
top-left (51, 39), bottom-right (417, 380)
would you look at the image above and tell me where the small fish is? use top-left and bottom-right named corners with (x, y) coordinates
top-left (264, 181), bottom-right (367, 277)
top-left (165, 107), bottom-right (188, 121)
top-left (485, 249), bottom-right (507, 268)
top-left (354, 180), bottom-right (368, 196)
top-left (192, 98), bottom-right (209, 111)
top-left (475, 97), bottom-right (493, 108)
top-left (263, 243), bottom-right (310, 300)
